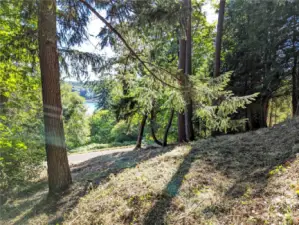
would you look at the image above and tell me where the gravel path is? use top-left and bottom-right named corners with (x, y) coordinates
top-left (68, 147), bottom-right (134, 165)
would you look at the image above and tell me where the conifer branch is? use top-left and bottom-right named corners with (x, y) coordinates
top-left (79, 0), bottom-right (179, 89)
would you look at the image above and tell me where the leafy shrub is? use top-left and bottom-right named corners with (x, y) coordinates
top-left (110, 120), bottom-right (138, 143)
top-left (64, 109), bottom-right (90, 149)
top-left (0, 75), bottom-right (45, 190)
top-left (90, 110), bottom-right (116, 143)
top-left (62, 84), bottom-right (90, 149)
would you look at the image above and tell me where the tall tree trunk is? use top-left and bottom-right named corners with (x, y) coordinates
top-left (246, 98), bottom-right (268, 130)
top-left (262, 97), bottom-right (269, 127)
top-left (291, 8), bottom-right (299, 117)
top-left (292, 45), bottom-right (298, 116)
top-left (0, 94), bottom-right (8, 114)
top-left (184, 0), bottom-right (195, 141)
top-left (269, 99), bottom-right (273, 127)
top-left (274, 102), bottom-right (277, 125)
top-left (163, 109), bottom-right (175, 147)
top-left (292, 57), bottom-right (298, 116)
top-left (38, 0), bottom-right (72, 194)
top-left (178, 39), bottom-right (187, 143)
top-left (214, 0), bottom-right (226, 78)
top-left (135, 115), bottom-right (147, 149)
top-left (150, 109), bottom-right (162, 146)
top-left (212, 0), bottom-right (226, 136)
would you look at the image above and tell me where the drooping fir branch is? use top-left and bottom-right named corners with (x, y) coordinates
top-left (59, 48), bottom-right (107, 81)
top-left (192, 72), bottom-right (259, 132)
top-left (79, 0), bottom-right (179, 89)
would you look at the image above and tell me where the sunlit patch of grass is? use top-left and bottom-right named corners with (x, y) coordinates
top-left (268, 165), bottom-right (287, 177)
top-left (3, 119), bottom-right (299, 225)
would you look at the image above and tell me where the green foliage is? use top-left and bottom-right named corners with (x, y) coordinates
top-left (268, 95), bottom-right (292, 127)
top-left (223, 0), bottom-right (299, 99)
top-left (2, 0), bottom-right (296, 192)
top-left (0, 0), bottom-right (44, 190)
top-left (192, 72), bottom-right (258, 132)
top-left (268, 165), bottom-right (287, 177)
top-left (110, 120), bottom-right (139, 143)
top-left (90, 110), bottom-right (116, 143)
top-left (0, 66), bottom-right (44, 190)
top-left (61, 83), bottom-right (90, 149)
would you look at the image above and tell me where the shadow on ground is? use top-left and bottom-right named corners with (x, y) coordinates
top-left (143, 147), bottom-right (198, 225)
top-left (3, 121), bottom-right (299, 225)
top-left (4, 145), bottom-right (175, 225)
top-left (144, 121), bottom-right (299, 224)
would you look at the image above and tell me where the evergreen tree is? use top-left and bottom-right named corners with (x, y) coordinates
top-left (38, 0), bottom-right (72, 194)
top-left (223, 0), bottom-right (293, 129)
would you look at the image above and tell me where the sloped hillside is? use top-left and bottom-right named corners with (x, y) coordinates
top-left (3, 119), bottom-right (299, 225)
top-left (63, 119), bottom-right (299, 225)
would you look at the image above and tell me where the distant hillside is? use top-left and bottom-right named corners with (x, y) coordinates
top-left (62, 119), bottom-right (299, 225)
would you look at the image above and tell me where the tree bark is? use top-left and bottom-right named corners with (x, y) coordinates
top-left (246, 98), bottom-right (268, 130)
top-left (184, 0), bottom-right (195, 141)
top-left (292, 58), bottom-right (298, 116)
top-left (211, 0), bottom-right (226, 136)
top-left (178, 39), bottom-right (187, 143)
top-left (274, 102), bottom-right (277, 125)
top-left (269, 99), bottom-right (273, 127)
top-left (135, 115), bottom-right (147, 149)
top-left (0, 94), bottom-right (8, 114)
top-left (38, 0), bottom-right (72, 195)
top-left (292, 38), bottom-right (298, 116)
top-left (214, 0), bottom-right (226, 78)
top-left (163, 109), bottom-right (175, 146)
top-left (150, 109), bottom-right (163, 146)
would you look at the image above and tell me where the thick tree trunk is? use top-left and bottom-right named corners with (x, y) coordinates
top-left (291, 13), bottom-right (299, 117)
top-left (0, 94), bottom-right (8, 114)
top-left (214, 0), bottom-right (226, 78)
top-left (150, 109), bottom-right (162, 146)
top-left (211, 0), bottom-right (225, 136)
top-left (292, 51), bottom-right (298, 116)
top-left (269, 99), bottom-right (273, 127)
top-left (38, 0), bottom-right (72, 195)
top-left (178, 39), bottom-right (187, 143)
top-left (178, 113), bottom-right (186, 142)
top-left (274, 103), bottom-right (277, 125)
top-left (246, 98), bottom-right (269, 130)
top-left (135, 115), bottom-right (147, 149)
top-left (184, 0), bottom-right (195, 141)
top-left (262, 98), bottom-right (269, 127)
top-left (163, 109), bottom-right (175, 147)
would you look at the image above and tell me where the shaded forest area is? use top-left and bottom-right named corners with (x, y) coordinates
top-left (1, 0), bottom-right (299, 224)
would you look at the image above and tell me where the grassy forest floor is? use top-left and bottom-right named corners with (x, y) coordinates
top-left (1, 119), bottom-right (299, 225)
